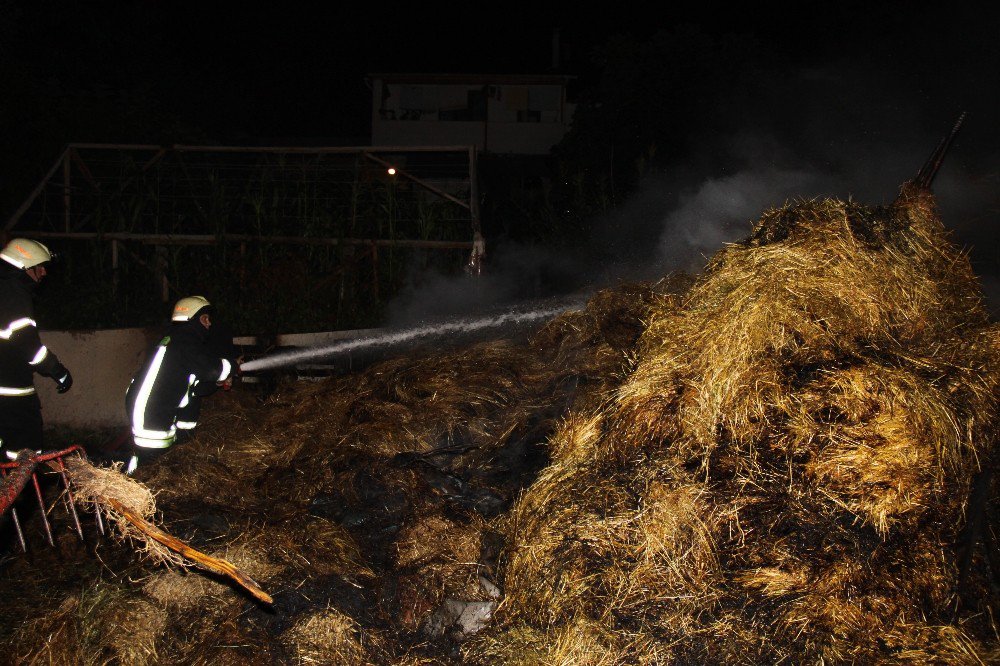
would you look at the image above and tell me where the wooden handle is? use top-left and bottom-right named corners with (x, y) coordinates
top-left (103, 496), bottom-right (273, 604)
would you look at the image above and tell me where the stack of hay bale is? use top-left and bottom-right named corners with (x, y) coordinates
top-left (470, 183), bottom-right (1000, 664)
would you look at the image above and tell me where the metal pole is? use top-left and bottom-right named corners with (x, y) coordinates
top-left (469, 146), bottom-right (481, 235)
top-left (56, 457), bottom-right (84, 541)
top-left (30, 472), bottom-right (54, 547)
top-left (482, 85), bottom-right (489, 153)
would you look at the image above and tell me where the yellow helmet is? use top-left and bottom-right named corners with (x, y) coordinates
top-left (1, 238), bottom-right (53, 269)
top-left (172, 295), bottom-right (211, 321)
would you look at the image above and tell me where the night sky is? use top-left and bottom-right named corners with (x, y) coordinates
top-left (4, 2), bottom-right (1000, 310)
top-left (6, 3), bottom-right (998, 142)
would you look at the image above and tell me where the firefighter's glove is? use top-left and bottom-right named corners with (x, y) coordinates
top-left (55, 368), bottom-right (73, 394)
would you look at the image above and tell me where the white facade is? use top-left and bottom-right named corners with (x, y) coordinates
top-left (370, 74), bottom-right (575, 155)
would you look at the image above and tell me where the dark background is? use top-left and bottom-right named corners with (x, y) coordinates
top-left (3, 2), bottom-right (1000, 322)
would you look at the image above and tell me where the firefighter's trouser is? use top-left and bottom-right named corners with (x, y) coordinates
top-left (0, 393), bottom-right (43, 453)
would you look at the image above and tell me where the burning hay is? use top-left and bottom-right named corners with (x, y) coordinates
top-left (2, 181), bottom-right (999, 664)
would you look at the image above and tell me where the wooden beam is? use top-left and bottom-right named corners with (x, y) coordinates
top-left (68, 143), bottom-right (162, 151)
top-left (71, 148), bottom-right (167, 232)
top-left (69, 148), bottom-right (101, 191)
top-left (5, 147), bottom-right (71, 231)
top-left (362, 152), bottom-right (470, 211)
top-left (68, 143), bottom-right (474, 154)
top-left (469, 146), bottom-right (481, 234)
top-left (15, 230), bottom-right (474, 249)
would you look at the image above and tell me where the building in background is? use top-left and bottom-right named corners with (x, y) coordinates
top-left (368, 73), bottom-right (575, 155)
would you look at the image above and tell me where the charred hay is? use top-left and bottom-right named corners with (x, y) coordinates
top-left (1, 277), bottom-right (664, 664)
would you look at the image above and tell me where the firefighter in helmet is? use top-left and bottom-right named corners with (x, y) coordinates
top-left (124, 296), bottom-right (235, 474)
top-left (0, 238), bottom-right (73, 456)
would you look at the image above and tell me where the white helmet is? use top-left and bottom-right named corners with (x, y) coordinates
top-left (1, 238), bottom-right (53, 269)
top-left (172, 295), bottom-right (211, 321)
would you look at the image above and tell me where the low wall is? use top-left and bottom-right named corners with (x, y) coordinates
top-left (37, 328), bottom-right (159, 429)
top-left (35, 327), bottom-right (384, 429)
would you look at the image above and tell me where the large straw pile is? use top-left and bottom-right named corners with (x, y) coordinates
top-left (467, 183), bottom-right (1000, 664)
top-left (2, 182), bottom-right (998, 664)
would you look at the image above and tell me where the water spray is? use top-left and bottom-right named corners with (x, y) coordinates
top-left (239, 301), bottom-right (582, 373)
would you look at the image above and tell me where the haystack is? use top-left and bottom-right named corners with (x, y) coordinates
top-left (467, 183), bottom-right (1000, 664)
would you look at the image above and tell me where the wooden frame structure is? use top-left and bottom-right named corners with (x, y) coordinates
top-left (4, 144), bottom-right (482, 314)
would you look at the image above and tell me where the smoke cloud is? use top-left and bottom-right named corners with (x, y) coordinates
top-left (387, 150), bottom-right (1000, 326)
top-left (653, 167), bottom-right (821, 273)
top-left (386, 59), bottom-right (1000, 325)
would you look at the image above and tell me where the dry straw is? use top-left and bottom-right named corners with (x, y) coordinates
top-left (62, 456), bottom-right (183, 565)
top-left (469, 184), bottom-right (1000, 664)
top-left (282, 607), bottom-right (375, 665)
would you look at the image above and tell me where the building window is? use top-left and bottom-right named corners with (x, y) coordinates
top-left (439, 88), bottom-right (486, 121)
top-left (527, 86), bottom-right (561, 123)
top-left (467, 88), bottom-right (486, 121)
top-left (398, 85), bottom-right (437, 121)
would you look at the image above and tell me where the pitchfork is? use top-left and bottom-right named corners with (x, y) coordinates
top-left (0, 446), bottom-right (105, 552)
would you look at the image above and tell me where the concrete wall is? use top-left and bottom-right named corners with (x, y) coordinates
top-left (37, 328), bottom-right (158, 429)
top-left (34, 327), bottom-right (384, 429)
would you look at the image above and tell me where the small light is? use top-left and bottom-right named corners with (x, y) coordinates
top-left (387, 167), bottom-right (397, 176)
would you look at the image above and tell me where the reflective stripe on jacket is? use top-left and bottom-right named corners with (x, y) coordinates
top-left (125, 320), bottom-right (230, 439)
top-left (0, 269), bottom-right (63, 395)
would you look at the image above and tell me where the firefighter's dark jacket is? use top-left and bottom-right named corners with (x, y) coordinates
top-left (0, 264), bottom-right (66, 395)
top-left (126, 319), bottom-right (231, 438)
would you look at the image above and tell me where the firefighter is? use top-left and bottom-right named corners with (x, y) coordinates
top-left (0, 238), bottom-right (73, 456)
top-left (124, 296), bottom-right (235, 474)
